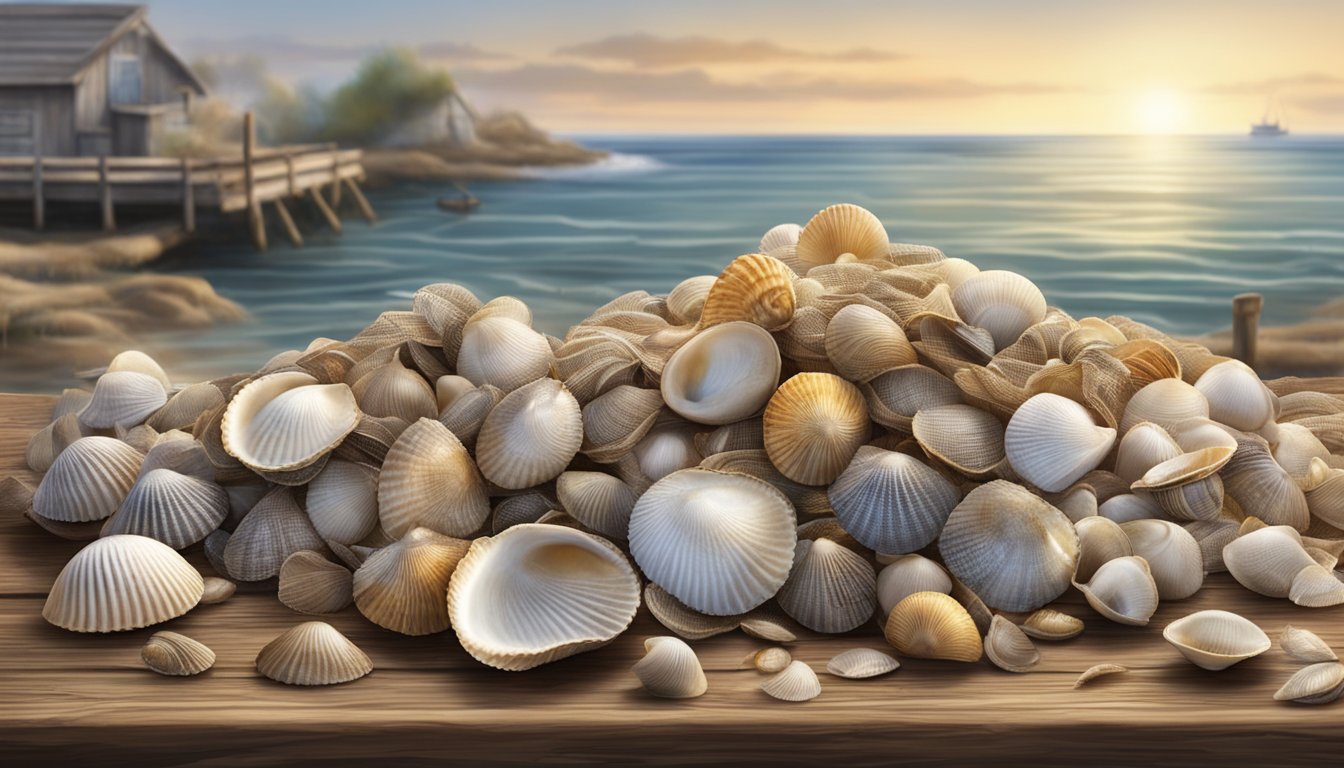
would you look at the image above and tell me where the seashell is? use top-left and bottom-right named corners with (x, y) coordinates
top-left (828, 446), bottom-right (959, 555)
top-left (101, 468), bottom-right (228, 549)
top-left (138, 432), bottom-right (212, 480)
top-left (412, 283), bottom-right (481, 349)
top-left (354, 527), bottom-right (470, 635)
top-left (760, 660), bottom-right (822, 702)
top-left (1074, 516), bottom-right (1134, 582)
top-left (277, 550), bottom-right (353, 614)
top-left (437, 383), bottom-right (503, 451)
top-left (763, 372), bottom-right (869, 485)
top-left (1115, 422), bottom-right (1182, 485)
top-left (1280, 625), bottom-right (1338, 663)
top-left (1221, 439), bottom-right (1309, 530)
top-left (1050, 483), bottom-right (1099, 522)
top-left (1107, 339), bottom-right (1181, 388)
top-left (556, 471), bottom-right (636, 541)
top-left (456, 315), bottom-right (554, 393)
top-left (699, 253), bottom-right (796, 332)
top-left (748, 646), bottom-right (793, 674)
top-left (699, 448), bottom-right (833, 519)
top-left (491, 491), bottom-right (559, 534)
top-left (660, 321), bottom-right (780, 425)
top-left (629, 468), bottom-right (796, 615)
top-left (1019, 608), bottom-right (1085, 641)
top-left (1162, 610), bottom-right (1270, 670)
top-left (632, 637), bottom-right (707, 698)
top-left (824, 305), bottom-right (916, 382)
top-left (1194, 360), bottom-right (1275, 431)
top-left (985, 615), bottom-right (1041, 673)
top-left (1288, 563), bottom-right (1344, 608)
top-left (79, 371), bottom-right (168, 430)
top-left (883, 591), bottom-right (983, 662)
top-left (255, 621), bottom-right (373, 686)
top-left (43, 535), bottom-right (204, 633)
top-left (911, 404), bottom-right (1005, 479)
top-left (435, 374), bottom-right (475, 413)
top-left (1183, 518), bottom-right (1240, 574)
top-left (221, 372), bottom-right (360, 473)
top-left (826, 648), bottom-right (900, 679)
top-left (223, 486), bottom-right (326, 582)
top-left (740, 614), bottom-right (799, 642)
top-left (877, 555), bottom-right (952, 616)
top-left (200, 576), bottom-right (235, 605)
top-left (862, 364), bottom-right (962, 431)
top-left (1098, 493), bottom-right (1162, 524)
top-left (579, 385), bottom-right (663, 463)
top-left (303, 459), bottom-right (380, 546)
top-left (476, 378), bottom-right (583, 490)
top-left (97, 349), bottom-right (171, 390)
top-left (775, 538), bottom-right (877, 633)
top-left (939, 480), bottom-right (1079, 612)
top-left (1273, 662), bottom-right (1344, 704)
top-left (1119, 520), bottom-right (1204, 600)
top-left (31, 436), bottom-right (142, 523)
top-left (447, 524), bottom-right (641, 670)
top-left (1074, 555), bottom-right (1160, 626)
top-left (378, 418), bottom-right (490, 538)
top-left (1074, 663), bottom-right (1128, 688)
top-left (147, 382), bottom-right (224, 432)
top-left (666, 275), bottom-right (717, 324)
top-left (1272, 423), bottom-right (1331, 484)
top-left (795, 204), bottom-right (889, 267)
top-left (1166, 417), bottom-right (1240, 454)
top-left (695, 418), bottom-right (765, 456)
top-left (1119, 378), bottom-right (1209, 434)
top-left (141, 631), bottom-right (215, 676)
top-left (643, 582), bottom-right (742, 640)
top-left (351, 354), bottom-right (437, 423)
top-left (759, 223), bottom-right (801, 254)
top-left (25, 410), bottom-right (88, 473)
top-left (1005, 393), bottom-right (1117, 493)
top-left (951, 270), bottom-right (1048, 351)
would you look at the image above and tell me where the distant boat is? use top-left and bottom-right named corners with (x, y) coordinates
top-left (437, 181), bottom-right (480, 213)
top-left (1250, 97), bottom-right (1288, 137)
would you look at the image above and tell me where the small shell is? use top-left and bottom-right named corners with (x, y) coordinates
top-left (351, 354), bottom-right (437, 423)
top-left (884, 591), bottom-right (983, 662)
top-left (759, 223), bottom-right (801, 254)
top-left (700, 253), bottom-right (797, 331)
top-left (223, 486), bottom-right (325, 582)
top-left (760, 660), bottom-right (822, 702)
top-left (1074, 663), bottom-right (1128, 688)
top-left (491, 491), bottom-right (559, 534)
top-left (746, 647), bottom-right (792, 674)
top-left (556, 471), bottom-right (636, 541)
top-left (740, 615), bottom-right (799, 642)
top-left (104, 349), bottom-right (172, 389)
top-left (795, 203), bottom-right (889, 267)
top-left (1272, 423), bottom-right (1331, 485)
top-left (985, 615), bottom-right (1041, 673)
top-left (826, 648), bottom-right (900, 679)
top-left (305, 459), bottom-right (380, 546)
top-left (1119, 520), bottom-right (1204, 600)
top-left (1279, 625), bottom-right (1338, 663)
top-left (43, 535), bottom-right (204, 633)
top-left (1005, 393), bottom-right (1117, 493)
top-left (378, 418), bottom-right (490, 538)
top-left (476, 378), bottom-right (583, 490)
top-left (660, 321), bottom-right (781, 425)
top-left (1020, 608), bottom-right (1085, 641)
top-left (828, 446), bottom-right (960, 555)
top-left (141, 631), bottom-right (215, 676)
top-left (643, 582), bottom-right (742, 640)
top-left (1288, 563), bottom-right (1344, 608)
top-left (763, 372), bottom-right (869, 485)
top-left (1162, 610), bottom-right (1271, 670)
top-left (412, 283), bottom-right (481, 350)
top-left (1074, 516), bottom-right (1134, 583)
top-left (631, 420), bottom-right (702, 483)
top-left (1098, 493), bottom-right (1162, 524)
top-left (1073, 556), bottom-right (1160, 626)
top-left (911, 404), bottom-right (1005, 478)
top-left (824, 305), bottom-right (916, 382)
top-left (877, 554), bottom-right (953, 617)
top-left (951, 270), bottom-right (1048, 351)
top-left (100, 468), bottom-right (229, 549)
top-left (1222, 525), bottom-right (1316, 598)
top-left (775, 538), bottom-right (877, 633)
top-left (1194, 360), bottom-right (1275, 431)
top-left (455, 314), bottom-right (554, 394)
top-left (579, 385), bottom-right (663, 463)
top-left (31, 436), bottom-right (143, 523)
top-left (1273, 662), bottom-right (1344, 704)
top-left (25, 410), bottom-right (87, 473)
top-left (1119, 379), bottom-right (1209, 434)
top-left (200, 576), bottom-right (235, 605)
top-left (255, 621), bottom-right (373, 686)
top-left (221, 372), bottom-right (360, 473)
top-left (353, 527), bottom-right (470, 635)
top-left (79, 371), bottom-right (169, 430)
top-left (437, 383), bottom-right (504, 449)
top-left (632, 636), bottom-right (707, 698)
top-left (1114, 422), bottom-right (1182, 485)
top-left (278, 550), bottom-right (354, 615)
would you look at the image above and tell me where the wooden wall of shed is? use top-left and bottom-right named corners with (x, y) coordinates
top-left (0, 86), bottom-right (76, 156)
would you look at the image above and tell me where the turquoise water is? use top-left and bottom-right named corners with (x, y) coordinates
top-left (144, 135), bottom-right (1344, 382)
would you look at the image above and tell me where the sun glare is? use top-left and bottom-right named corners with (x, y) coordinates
top-left (1137, 88), bottom-right (1186, 134)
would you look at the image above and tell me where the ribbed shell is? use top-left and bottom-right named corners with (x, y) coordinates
top-left (147, 382), bottom-right (224, 432)
top-left (911, 404), bottom-right (1005, 478)
top-left (1005, 393), bottom-right (1117, 493)
top-left (1223, 526), bottom-right (1316, 599)
top-left (1272, 423), bottom-right (1331, 483)
top-left (1074, 663), bottom-right (1128, 687)
top-left (700, 253), bottom-right (796, 331)
top-left (629, 468), bottom-right (796, 616)
top-left (660, 321), bottom-right (781, 425)
top-left (1280, 625), bottom-right (1338, 663)
top-left (351, 355), bottom-right (437, 423)
top-left (862, 364), bottom-right (962, 431)
top-left (278, 550), bottom-right (353, 615)
top-left (760, 660), bottom-right (823, 702)
top-left (104, 349), bottom-right (171, 389)
top-left (632, 636), bottom-right (708, 698)
top-left (795, 204), bottom-right (889, 266)
top-left (950, 270), bottom-right (1047, 351)
top-left (455, 315), bottom-right (554, 393)
top-left (1274, 662), bottom-right (1344, 704)
top-left (985, 615), bottom-right (1040, 673)
top-left (43, 535), bottom-right (204, 633)
top-left (437, 383), bottom-right (503, 449)
top-left (223, 486), bottom-right (326, 582)
top-left (556, 471), bottom-right (636, 541)
top-left (775, 538), bottom-right (877, 633)
top-left (79, 371), bottom-right (168, 430)
top-left (1115, 422), bottom-right (1182, 485)
top-left (666, 275), bottom-right (716, 323)
top-left (1020, 608), bottom-right (1085, 640)
top-left (824, 305), bottom-right (916, 383)
top-left (25, 410), bottom-right (86, 473)
top-left (883, 591), bottom-right (983, 662)
top-left (1288, 563), bottom-right (1344, 608)
top-left (221, 372), bottom-right (360, 473)
top-left (412, 283), bottom-right (481, 349)
top-left (1194, 360), bottom-right (1275, 431)
top-left (826, 648), bottom-right (900, 679)
top-left (255, 621), bottom-right (373, 686)
top-left (353, 527), bottom-right (470, 635)
top-left (759, 222), bottom-right (801, 254)
top-left (763, 372), bottom-right (869, 485)
top-left (378, 417), bottom-right (490, 538)
top-left (1119, 378), bottom-right (1209, 434)
top-left (877, 555), bottom-right (953, 616)
top-left (447, 524), bottom-right (641, 670)
top-left (142, 631), bottom-right (215, 676)
top-left (578, 385), bottom-right (663, 463)
top-left (1118, 519), bottom-right (1204, 600)
top-left (101, 468), bottom-right (228, 549)
top-left (32, 436), bottom-right (143, 523)
top-left (828, 446), bottom-right (959, 555)
top-left (1074, 555), bottom-right (1159, 626)
top-left (643, 582), bottom-right (742, 640)
top-left (1161, 610), bottom-right (1270, 670)
top-left (1221, 438), bottom-right (1309, 530)
top-left (938, 481), bottom-right (1079, 612)
top-left (305, 459), bottom-right (380, 546)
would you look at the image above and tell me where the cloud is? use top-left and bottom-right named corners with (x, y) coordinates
top-left (553, 34), bottom-right (901, 68)
top-left (1203, 73), bottom-right (1344, 95)
top-left (180, 35), bottom-right (506, 67)
top-left (417, 41), bottom-right (510, 61)
top-left (1292, 93), bottom-right (1344, 115)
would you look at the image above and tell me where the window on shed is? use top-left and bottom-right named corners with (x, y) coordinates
top-left (109, 54), bottom-right (143, 105)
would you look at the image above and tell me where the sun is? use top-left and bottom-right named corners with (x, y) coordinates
top-left (1136, 88), bottom-right (1186, 134)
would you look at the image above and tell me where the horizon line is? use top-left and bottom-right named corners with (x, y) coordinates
top-left (558, 131), bottom-right (1344, 139)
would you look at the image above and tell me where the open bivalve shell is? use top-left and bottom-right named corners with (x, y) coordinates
top-left (32, 435), bottom-right (143, 523)
top-left (829, 446), bottom-right (960, 555)
top-left (775, 538), bottom-right (877, 633)
top-left (1073, 555), bottom-right (1160, 626)
top-left (354, 527), bottom-right (470, 635)
top-left (43, 534), bottom-right (204, 633)
top-left (1005, 393), bottom-right (1117, 493)
top-left (951, 270), bottom-right (1048, 352)
top-left (826, 648), bottom-right (900, 679)
top-left (911, 404), bottom-right (1005, 479)
top-left (101, 467), bottom-right (229, 549)
top-left (985, 615), bottom-right (1041, 673)
top-left (1274, 662), bottom-right (1344, 704)
top-left (220, 372), bottom-right (360, 473)
top-left (141, 631), bottom-right (215, 676)
top-left (1074, 515), bottom-right (1134, 583)
top-left (79, 371), bottom-right (168, 430)
top-left (763, 372), bottom-right (869, 485)
top-left (255, 621), bottom-right (373, 686)
top-left (632, 636), bottom-right (707, 698)
top-left (660, 321), bottom-right (780, 425)
top-left (278, 550), bottom-right (353, 615)
top-left (1162, 610), bottom-right (1270, 670)
top-left (378, 418), bottom-right (490, 538)
top-left (883, 591), bottom-right (983, 662)
top-left (760, 660), bottom-right (823, 702)
top-left (1119, 520), bottom-right (1205, 600)
top-left (877, 554), bottom-right (953, 617)
top-left (476, 378), bottom-right (583, 490)
top-left (448, 524), bottom-right (641, 671)
top-left (1280, 625), bottom-right (1338, 663)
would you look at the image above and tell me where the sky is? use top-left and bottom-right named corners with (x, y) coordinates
top-left (74, 0), bottom-right (1344, 134)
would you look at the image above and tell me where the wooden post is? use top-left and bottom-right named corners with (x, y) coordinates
top-left (180, 157), bottom-right (195, 234)
top-left (285, 151), bottom-right (296, 197)
top-left (310, 187), bottom-right (342, 233)
top-left (1232, 293), bottom-right (1264, 370)
top-left (32, 156), bottom-right (43, 231)
top-left (98, 155), bottom-right (115, 231)
top-left (343, 177), bottom-right (377, 223)
top-left (273, 198), bottom-right (303, 248)
top-left (328, 143), bottom-right (342, 208)
top-left (243, 112), bottom-right (266, 250)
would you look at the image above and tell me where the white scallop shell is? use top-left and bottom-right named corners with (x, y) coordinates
top-left (221, 371), bottom-right (360, 473)
top-left (556, 471), bottom-right (636, 541)
top-left (759, 223), bottom-right (801, 254)
top-left (660, 321), bottom-right (780, 425)
top-left (79, 371), bottom-right (169, 430)
top-left (828, 446), bottom-right (960, 555)
top-left (760, 660), bottom-right (822, 702)
top-left (351, 354), bottom-right (437, 423)
top-left (223, 486), bottom-right (326, 582)
top-left (876, 554), bottom-right (952, 616)
top-left (1005, 393), bottom-right (1117, 493)
top-left (1074, 555), bottom-right (1160, 626)
top-left (255, 621), bottom-right (373, 686)
top-left (31, 435), bottom-right (143, 523)
top-left (305, 459), bottom-right (380, 545)
top-left (476, 378), bottom-right (583, 490)
top-left (632, 636), bottom-right (707, 698)
top-left (1119, 519), bottom-right (1204, 600)
top-left (951, 270), bottom-right (1047, 351)
top-left (1280, 625), bottom-right (1338, 663)
top-left (1119, 379), bottom-right (1209, 434)
top-left (826, 648), bottom-right (900, 679)
top-left (378, 417), bottom-right (490, 538)
top-left (455, 315), bottom-right (554, 393)
top-left (43, 534), bottom-right (204, 633)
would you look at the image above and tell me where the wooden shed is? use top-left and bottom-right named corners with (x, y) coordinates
top-left (0, 3), bottom-right (207, 157)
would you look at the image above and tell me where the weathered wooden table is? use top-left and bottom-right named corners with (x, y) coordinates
top-left (1, 392), bottom-right (1341, 766)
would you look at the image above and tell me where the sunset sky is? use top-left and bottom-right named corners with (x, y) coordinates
top-left (114, 0), bottom-right (1344, 134)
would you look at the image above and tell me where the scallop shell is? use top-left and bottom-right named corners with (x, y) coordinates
top-left (556, 471), bottom-right (636, 541)
top-left (435, 374), bottom-right (476, 413)
top-left (1221, 439), bottom-right (1309, 530)
top-left (795, 203), bottom-right (889, 267)
top-left (43, 535), bottom-right (204, 633)
top-left (351, 354), bottom-right (437, 423)
top-left (696, 418), bottom-right (765, 457)
top-left (412, 283), bottom-right (481, 348)
top-left (760, 223), bottom-right (802, 254)
top-left (632, 636), bottom-right (707, 698)
top-left (491, 491), bottom-right (559, 534)
top-left (200, 576), bottom-right (235, 605)
top-left (1119, 519), bottom-right (1204, 600)
top-left (1020, 608), bottom-right (1085, 641)
top-left (883, 591), bottom-right (983, 662)
top-left (939, 480), bottom-right (1079, 612)
top-left (100, 468), bottom-right (228, 549)
top-left (1074, 663), bottom-right (1128, 687)
top-left (476, 378), bottom-right (583, 490)
top-left (78, 371), bottom-right (168, 430)
top-left (1280, 625), bottom-right (1338, 663)
top-left (826, 648), bottom-right (900, 679)
top-left (25, 410), bottom-right (87, 473)
top-left (740, 613), bottom-right (799, 642)
top-left (1050, 483), bottom-right (1099, 523)
top-left (276, 550), bottom-right (353, 615)
top-left (1074, 515), bottom-right (1134, 582)
top-left (221, 372), bottom-right (360, 473)
top-left (223, 486), bottom-right (326, 582)
top-left (700, 253), bottom-right (796, 331)
top-left (1005, 393), bottom-right (1117, 493)
top-left (353, 527), bottom-right (470, 635)
top-left (986, 615), bottom-right (1041, 673)
top-left (643, 582), bottom-right (743, 640)
top-left (378, 418), bottom-right (490, 538)
top-left (31, 435), bottom-right (143, 523)
top-left (141, 631), bottom-right (215, 676)
top-left (666, 275), bottom-right (717, 324)
top-left (579, 385), bottom-right (663, 463)
top-left (456, 314), bottom-right (554, 393)
top-left (862, 364), bottom-right (962, 431)
top-left (911, 404), bottom-right (1005, 478)
top-left (877, 554), bottom-right (953, 616)
top-left (660, 321), bottom-right (781, 425)
top-left (304, 459), bottom-right (380, 546)
top-left (147, 382), bottom-right (225, 432)
top-left (748, 646), bottom-right (793, 674)
top-left (1194, 360), bottom-right (1275, 431)
top-left (763, 372), bottom-right (869, 485)
top-left (447, 524), bottom-right (641, 670)
top-left (1119, 378), bottom-right (1210, 434)
top-left (255, 621), bottom-right (373, 686)
top-left (1115, 422), bottom-right (1183, 485)
top-left (1162, 610), bottom-right (1270, 670)
top-left (1073, 555), bottom-right (1160, 626)
top-left (824, 304), bottom-right (916, 383)
top-left (775, 538), bottom-right (877, 633)
top-left (760, 660), bottom-right (823, 702)
top-left (828, 446), bottom-right (959, 555)
top-left (1273, 662), bottom-right (1344, 704)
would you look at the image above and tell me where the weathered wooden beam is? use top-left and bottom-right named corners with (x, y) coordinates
top-left (180, 157), bottom-right (195, 234)
top-left (249, 201), bottom-right (267, 251)
top-left (243, 112), bottom-right (263, 250)
top-left (309, 186), bottom-right (342, 234)
top-left (343, 177), bottom-right (377, 223)
top-left (273, 198), bottom-right (303, 248)
top-left (1232, 293), bottom-right (1264, 370)
top-left (285, 152), bottom-right (297, 197)
top-left (31, 156), bottom-right (43, 231)
top-left (98, 155), bottom-right (114, 231)
top-left (328, 144), bottom-right (342, 208)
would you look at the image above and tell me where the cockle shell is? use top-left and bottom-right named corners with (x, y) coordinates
top-left (883, 591), bottom-right (983, 662)
top-left (1194, 360), bottom-right (1276, 432)
top-left (1162, 610), bottom-right (1270, 670)
top-left (877, 554), bottom-right (953, 616)
top-left (911, 404), bottom-right (1005, 478)
top-left (795, 203), bottom-right (889, 267)
top-left (556, 471), bottom-right (636, 541)
top-left (1074, 555), bottom-right (1160, 626)
top-left (1075, 515), bottom-right (1134, 583)
top-left (828, 446), bottom-right (959, 555)
top-left (148, 382), bottom-right (224, 432)
top-left (456, 314), bottom-right (554, 393)
top-left (1119, 520), bottom-right (1204, 600)
top-left (447, 524), bottom-right (641, 670)
top-left (1019, 608), bottom-right (1085, 640)
top-left (1288, 563), bottom-right (1344, 608)
top-left (775, 538), bottom-right (877, 633)
top-left (305, 459), bottom-right (380, 546)
top-left (278, 550), bottom-right (353, 615)
top-left (631, 421), bottom-right (702, 483)
top-left (1005, 393), bottom-right (1117, 493)
top-left (1221, 439), bottom-right (1309, 530)
top-left (824, 304), bottom-right (916, 382)
top-left (31, 435), bottom-right (142, 523)
top-left (351, 354), bottom-right (437, 423)
top-left (1114, 422), bottom-right (1182, 485)
top-left (1280, 625), bottom-right (1338, 663)
top-left (354, 527), bottom-right (470, 635)
top-left (643, 582), bottom-right (742, 640)
top-left (985, 615), bottom-right (1041, 673)
top-left (1273, 662), bottom-right (1344, 704)
top-left (763, 372), bottom-right (870, 485)
top-left (1119, 378), bottom-right (1209, 434)
top-left (378, 418), bottom-right (489, 538)
top-left (221, 372), bottom-right (360, 473)
top-left (223, 486), bottom-right (326, 582)
top-left (629, 468), bottom-right (796, 615)
top-left (476, 378), bottom-right (583, 490)
top-left (700, 253), bottom-right (796, 331)
top-left (951, 270), bottom-right (1048, 351)
top-left (826, 648), bottom-right (900, 679)
top-left (255, 621), bottom-right (373, 686)
top-left (141, 631), bottom-right (215, 676)
top-left (632, 636), bottom-right (707, 698)
top-left (43, 535), bottom-right (204, 633)
top-left (79, 371), bottom-right (168, 430)
top-left (660, 321), bottom-right (781, 425)
top-left (761, 660), bottom-right (823, 703)
top-left (100, 467), bottom-right (228, 549)
top-left (760, 223), bottom-right (802, 254)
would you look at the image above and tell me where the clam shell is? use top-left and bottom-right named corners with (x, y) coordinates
top-left (740, 613), bottom-right (799, 642)
top-left (951, 270), bottom-right (1048, 351)
top-left (556, 471), bottom-right (636, 541)
top-left (412, 283), bottom-right (481, 350)
top-left (305, 459), bottom-right (380, 546)
top-left (1119, 519), bottom-right (1204, 600)
top-left (100, 349), bottom-right (171, 389)
top-left (1074, 555), bottom-right (1160, 626)
top-left (632, 636), bottom-right (707, 698)
top-left (1050, 484), bottom-right (1099, 523)
top-left (700, 253), bottom-right (796, 331)
top-left (200, 576), bottom-right (235, 605)
top-left (223, 486), bottom-right (326, 582)
top-left (1221, 438), bottom-right (1309, 530)
top-left (1098, 492), bottom-right (1162, 524)
top-left (630, 421), bottom-right (702, 484)
top-left (660, 321), bottom-right (781, 425)
top-left (939, 480), bottom-right (1079, 612)
top-left (32, 435), bottom-right (143, 523)
top-left (877, 554), bottom-right (953, 616)
top-left (775, 538), bottom-right (877, 633)
top-left (883, 591), bottom-right (983, 662)
top-left (643, 582), bottom-right (743, 640)
top-left (579, 385), bottom-right (664, 462)
top-left (824, 305), bottom-right (916, 383)
top-left (1194, 360), bottom-right (1275, 431)
top-left (862, 364), bottom-right (962, 431)
top-left (826, 648), bottom-right (900, 679)
top-left (759, 223), bottom-right (801, 254)
top-left (1162, 610), bottom-right (1270, 670)
top-left (1288, 563), bottom-right (1344, 608)
top-left (1075, 515), bottom-right (1134, 583)
top-left (666, 275), bottom-right (717, 324)
top-left (699, 448), bottom-right (833, 519)
top-left (25, 410), bottom-right (88, 473)
top-left (911, 404), bottom-right (1005, 478)
top-left (79, 371), bottom-right (168, 430)
top-left (437, 383), bottom-right (503, 450)
top-left (1280, 625), bottom-right (1338, 663)
top-left (351, 354), bottom-right (437, 423)
top-left (447, 524), bottom-right (641, 670)
top-left (43, 535), bottom-right (204, 633)
top-left (255, 621), bottom-right (373, 686)
top-left (354, 527), bottom-right (470, 635)
top-left (986, 614), bottom-right (1041, 673)
top-left (1273, 662), bottom-right (1344, 704)
top-left (630, 468), bottom-right (796, 615)
top-left (476, 378), bottom-right (583, 490)
top-left (1019, 608), bottom-right (1085, 641)
top-left (221, 372), bottom-right (360, 473)
top-left (378, 418), bottom-right (490, 538)
top-left (1115, 422), bottom-right (1182, 485)
top-left (828, 446), bottom-right (959, 555)
top-left (456, 314), bottom-right (554, 394)
top-left (277, 550), bottom-right (353, 615)
top-left (491, 491), bottom-right (559, 534)
top-left (748, 646), bottom-right (793, 674)
top-left (147, 382), bottom-right (225, 432)
top-left (1005, 393), bottom-right (1117, 493)
top-left (760, 660), bottom-right (822, 702)
top-left (141, 631), bottom-right (215, 676)
top-left (100, 468), bottom-right (228, 549)
top-left (1119, 378), bottom-right (1209, 434)
top-left (763, 372), bottom-right (869, 485)
top-left (796, 203), bottom-right (889, 267)
top-left (435, 374), bottom-right (476, 413)
top-left (1074, 663), bottom-right (1128, 687)
top-left (1273, 423), bottom-right (1331, 485)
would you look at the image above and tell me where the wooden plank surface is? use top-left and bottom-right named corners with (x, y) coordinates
top-left (1, 392), bottom-right (1342, 767)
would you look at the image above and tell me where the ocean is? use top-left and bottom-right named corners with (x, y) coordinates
top-left (64, 135), bottom-right (1344, 384)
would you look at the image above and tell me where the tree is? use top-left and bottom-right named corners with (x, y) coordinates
top-left (321, 49), bottom-right (456, 145)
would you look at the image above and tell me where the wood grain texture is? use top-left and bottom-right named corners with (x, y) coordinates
top-left (1, 392), bottom-right (1343, 767)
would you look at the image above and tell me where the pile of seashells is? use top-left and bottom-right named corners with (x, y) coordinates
top-left (8, 203), bottom-right (1344, 704)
